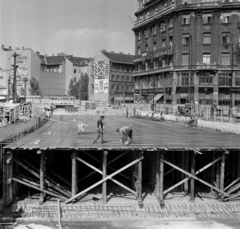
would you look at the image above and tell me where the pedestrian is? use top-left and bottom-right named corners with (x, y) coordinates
top-left (133, 106), bottom-right (136, 117)
top-left (126, 107), bottom-right (128, 118)
top-left (115, 126), bottom-right (133, 146)
top-left (93, 115), bottom-right (105, 144)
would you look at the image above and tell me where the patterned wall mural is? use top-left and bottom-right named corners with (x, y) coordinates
top-left (94, 60), bottom-right (109, 94)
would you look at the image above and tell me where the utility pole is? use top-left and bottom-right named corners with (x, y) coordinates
top-left (229, 34), bottom-right (234, 119)
top-left (12, 52), bottom-right (19, 103)
top-left (188, 34), bottom-right (194, 114)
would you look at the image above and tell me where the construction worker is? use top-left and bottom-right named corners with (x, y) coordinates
top-left (93, 115), bottom-right (105, 144)
top-left (115, 126), bottom-right (133, 146)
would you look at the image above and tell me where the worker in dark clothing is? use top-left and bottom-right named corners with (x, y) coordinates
top-left (93, 115), bottom-right (105, 144)
top-left (116, 126), bottom-right (133, 146)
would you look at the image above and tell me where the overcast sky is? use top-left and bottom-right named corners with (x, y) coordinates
top-left (0, 0), bottom-right (137, 57)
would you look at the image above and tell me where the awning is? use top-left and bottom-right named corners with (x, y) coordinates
top-left (154, 94), bottom-right (164, 101)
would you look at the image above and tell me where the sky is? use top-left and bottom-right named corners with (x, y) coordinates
top-left (0, 0), bottom-right (137, 58)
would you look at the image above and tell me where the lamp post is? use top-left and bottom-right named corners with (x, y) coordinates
top-left (8, 74), bottom-right (11, 99)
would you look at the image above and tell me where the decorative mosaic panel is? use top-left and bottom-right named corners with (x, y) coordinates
top-left (94, 60), bottom-right (109, 79)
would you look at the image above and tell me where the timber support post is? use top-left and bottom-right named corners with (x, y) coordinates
top-left (136, 151), bottom-right (143, 208)
top-left (102, 151), bottom-right (108, 204)
top-left (216, 152), bottom-right (220, 198)
top-left (159, 152), bottom-right (164, 207)
top-left (220, 151), bottom-right (227, 199)
top-left (39, 150), bottom-right (46, 205)
top-left (190, 152), bottom-right (195, 202)
top-left (71, 151), bottom-right (78, 203)
top-left (184, 151), bottom-right (189, 194)
top-left (156, 151), bottom-right (160, 200)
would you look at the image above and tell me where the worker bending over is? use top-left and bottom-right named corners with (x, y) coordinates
top-left (116, 126), bottom-right (133, 146)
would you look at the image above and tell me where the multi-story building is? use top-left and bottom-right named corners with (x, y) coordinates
top-left (132, 0), bottom-right (240, 111)
top-left (94, 50), bottom-right (135, 104)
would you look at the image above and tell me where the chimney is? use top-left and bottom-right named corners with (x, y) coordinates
top-left (45, 54), bottom-right (47, 57)
top-left (36, 51), bottom-right (40, 55)
top-left (102, 49), bottom-right (106, 52)
top-left (1, 45), bottom-right (4, 49)
top-left (52, 53), bottom-right (54, 56)
top-left (22, 46), bottom-right (24, 49)
top-left (119, 52), bottom-right (123, 54)
top-left (128, 53), bottom-right (130, 55)
top-left (9, 46), bottom-right (11, 50)
top-left (111, 51), bottom-right (114, 53)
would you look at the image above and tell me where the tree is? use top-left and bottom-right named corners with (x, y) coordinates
top-left (29, 77), bottom-right (42, 96)
top-left (79, 73), bottom-right (89, 100)
top-left (68, 73), bottom-right (89, 100)
top-left (20, 87), bottom-right (26, 96)
top-left (235, 42), bottom-right (240, 65)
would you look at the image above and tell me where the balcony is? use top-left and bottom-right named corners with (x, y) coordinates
top-left (196, 1), bottom-right (220, 8)
top-left (133, 5), bottom-right (176, 29)
top-left (133, 65), bottom-right (175, 77)
top-left (196, 64), bottom-right (217, 70)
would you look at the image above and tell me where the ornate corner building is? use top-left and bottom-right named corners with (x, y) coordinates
top-left (132, 0), bottom-right (240, 108)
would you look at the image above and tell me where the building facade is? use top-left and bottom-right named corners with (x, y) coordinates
top-left (94, 50), bottom-right (135, 104)
top-left (132, 0), bottom-right (240, 111)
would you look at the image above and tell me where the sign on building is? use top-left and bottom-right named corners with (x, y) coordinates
top-left (94, 60), bottom-right (109, 94)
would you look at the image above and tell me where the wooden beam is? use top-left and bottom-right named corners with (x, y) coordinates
top-left (51, 171), bottom-right (71, 187)
top-left (39, 150), bottom-right (46, 205)
top-left (136, 151), bottom-right (143, 208)
top-left (181, 152), bottom-right (185, 191)
top-left (211, 152), bottom-right (215, 190)
top-left (237, 151), bottom-right (240, 179)
top-left (162, 157), bottom-right (230, 197)
top-left (190, 152), bottom-right (195, 202)
top-left (155, 152), bottom-right (160, 200)
top-left (184, 151), bottom-right (189, 194)
top-left (71, 151), bottom-right (77, 200)
top-left (65, 156), bottom-right (144, 204)
top-left (159, 152), bottom-right (164, 207)
top-left (102, 151), bottom-right (108, 204)
top-left (220, 151), bottom-right (226, 199)
top-left (13, 177), bottom-right (66, 200)
top-left (216, 153), bottom-right (220, 197)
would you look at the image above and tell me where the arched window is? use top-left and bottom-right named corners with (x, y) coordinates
top-left (163, 3), bottom-right (167, 9)
top-left (146, 12), bottom-right (150, 19)
top-left (155, 7), bottom-right (158, 14)
top-left (171, 0), bottom-right (175, 5)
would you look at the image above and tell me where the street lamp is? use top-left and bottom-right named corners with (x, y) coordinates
top-left (11, 52), bottom-right (19, 103)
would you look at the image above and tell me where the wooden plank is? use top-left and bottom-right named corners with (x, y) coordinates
top-left (159, 152), bottom-right (164, 207)
top-left (51, 171), bottom-right (71, 187)
top-left (71, 151), bottom-right (77, 200)
top-left (102, 151), bottom-right (108, 204)
top-left (13, 177), bottom-right (66, 200)
top-left (65, 156), bottom-right (144, 204)
top-left (39, 150), bottom-right (45, 205)
top-left (77, 154), bottom-right (137, 195)
top-left (190, 153), bottom-right (195, 202)
top-left (162, 157), bottom-right (230, 197)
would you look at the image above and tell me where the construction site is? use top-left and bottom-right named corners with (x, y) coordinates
top-left (1, 108), bottom-right (240, 222)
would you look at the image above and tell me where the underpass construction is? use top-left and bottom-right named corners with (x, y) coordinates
top-left (1, 114), bottom-right (240, 221)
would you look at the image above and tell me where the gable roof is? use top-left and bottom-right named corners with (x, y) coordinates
top-left (101, 51), bottom-right (134, 65)
top-left (67, 56), bottom-right (93, 67)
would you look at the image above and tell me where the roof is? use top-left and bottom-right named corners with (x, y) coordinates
top-left (102, 51), bottom-right (134, 65)
top-left (67, 56), bottom-right (93, 67)
top-left (45, 56), bottom-right (65, 65)
top-left (4, 115), bottom-right (240, 151)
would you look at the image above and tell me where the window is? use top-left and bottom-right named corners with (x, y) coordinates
top-left (144, 29), bottom-right (148, 38)
top-left (181, 73), bottom-right (191, 86)
top-left (219, 72), bottom-right (231, 86)
top-left (182, 34), bottom-right (190, 45)
top-left (138, 47), bottom-right (141, 55)
top-left (74, 68), bottom-right (76, 73)
top-left (152, 26), bottom-right (156, 35)
top-left (162, 39), bottom-right (166, 47)
top-left (145, 45), bottom-right (148, 52)
top-left (169, 36), bottom-right (173, 46)
top-left (222, 14), bottom-right (231, 23)
top-left (199, 73), bottom-right (212, 85)
top-left (154, 7), bottom-right (158, 14)
top-left (203, 14), bottom-right (212, 24)
top-left (235, 77), bottom-right (240, 86)
top-left (222, 53), bottom-right (230, 65)
top-left (112, 75), bottom-right (114, 80)
top-left (182, 15), bottom-right (190, 25)
top-left (117, 75), bottom-right (119, 81)
top-left (146, 12), bottom-right (150, 19)
top-left (0, 76), bottom-right (3, 79)
top-left (182, 54), bottom-right (189, 65)
top-left (182, 0), bottom-right (191, 3)
top-left (122, 76), bottom-right (124, 81)
top-left (222, 33), bottom-right (230, 44)
top-left (203, 54), bottom-right (210, 64)
top-left (203, 33), bottom-right (211, 44)
top-left (160, 23), bottom-right (166, 31)
top-left (138, 32), bottom-right (141, 40)
top-left (127, 76), bottom-right (129, 81)
top-left (153, 43), bottom-right (157, 51)
top-left (169, 18), bottom-right (173, 28)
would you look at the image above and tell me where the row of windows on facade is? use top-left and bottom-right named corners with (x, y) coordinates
top-left (73, 66), bottom-right (134, 74)
top-left (110, 75), bottom-right (133, 81)
top-left (137, 12), bottom-right (232, 33)
top-left (138, 30), bottom-right (235, 54)
top-left (42, 66), bottom-right (63, 73)
top-left (111, 85), bottom-right (134, 91)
